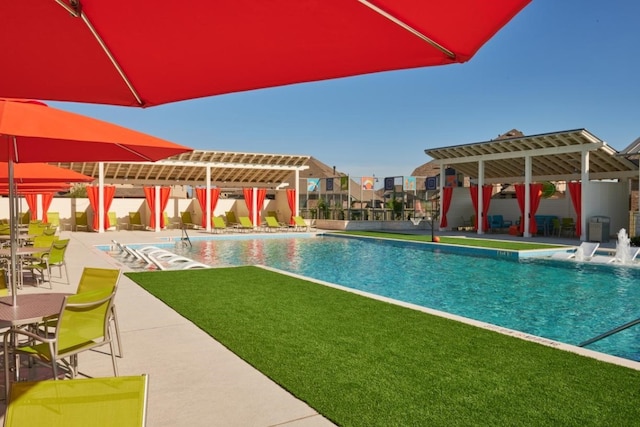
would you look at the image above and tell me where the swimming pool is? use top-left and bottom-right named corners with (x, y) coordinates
top-left (116, 235), bottom-right (640, 362)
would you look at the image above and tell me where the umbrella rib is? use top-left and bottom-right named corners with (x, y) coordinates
top-left (357, 0), bottom-right (456, 60)
top-left (55, 0), bottom-right (144, 106)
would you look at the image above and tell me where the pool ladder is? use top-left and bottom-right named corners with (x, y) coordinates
top-left (578, 317), bottom-right (640, 348)
top-left (179, 224), bottom-right (192, 247)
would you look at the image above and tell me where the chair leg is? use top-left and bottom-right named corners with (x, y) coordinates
top-left (111, 306), bottom-right (124, 358)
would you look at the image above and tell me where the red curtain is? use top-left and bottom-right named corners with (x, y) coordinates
top-left (439, 187), bottom-right (452, 228)
top-left (286, 189), bottom-right (296, 225)
top-left (529, 183), bottom-right (543, 235)
top-left (256, 188), bottom-right (266, 225)
top-left (25, 194), bottom-right (37, 220)
top-left (514, 183), bottom-right (543, 235)
top-left (195, 187), bottom-right (207, 227)
top-left (88, 185), bottom-right (116, 230)
top-left (41, 192), bottom-right (54, 223)
top-left (87, 186), bottom-right (98, 230)
top-left (195, 187), bottom-right (221, 227)
top-left (469, 186), bottom-right (478, 229)
top-left (568, 181), bottom-right (582, 237)
top-left (469, 185), bottom-right (491, 230)
top-left (243, 188), bottom-right (267, 225)
top-left (243, 188), bottom-right (253, 223)
top-left (144, 186), bottom-right (170, 229)
top-left (515, 184), bottom-right (525, 233)
top-left (482, 185), bottom-right (492, 231)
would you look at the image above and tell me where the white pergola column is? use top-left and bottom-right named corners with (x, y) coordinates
top-left (294, 170), bottom-right (300, 216)
top-left (153, 185), bottom-right (161, 232)
top-left (477, 160), bottom-right (485, 235)
top-left (252, 186), bottom-right (258, 226)
top-left (581, 150), bottom-right (590, 241)
top-left (438, 161), bottom-right (444, 230)
top-left (205, 166), bottom-right (212, 232)
top-left (523, 155), bottom-right (532, 238)
top-left (98, 162), bottom-right (105, 233)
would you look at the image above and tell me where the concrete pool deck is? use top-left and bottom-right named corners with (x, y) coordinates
top-left (0, 228), bottom-right (633, 425)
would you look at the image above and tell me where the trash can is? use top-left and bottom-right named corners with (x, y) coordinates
top-left (588, 216), bottom-right (610, 243)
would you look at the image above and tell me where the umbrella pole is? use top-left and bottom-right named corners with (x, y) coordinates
top-left (8, 158), bottom-right (17, 305)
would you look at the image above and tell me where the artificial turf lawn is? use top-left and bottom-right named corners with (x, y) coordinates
top-left (339, 230), bottom-right (563, 250)
top-left (126, 267), bottom-right (640, 426)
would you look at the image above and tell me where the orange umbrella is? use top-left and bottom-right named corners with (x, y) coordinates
top-left (0, 163), bottom-right (94, 184)
top-left (0, 183), bottom-right (72, 195)
top-left (0, 1), bottom-right (531, 107)
top-left (0, 99), bottom-right (191, 162)
top-left (0, 98), bottom-right (192, 304)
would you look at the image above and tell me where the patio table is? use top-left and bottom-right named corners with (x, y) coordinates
top-left (0, 293), bottom-right (69, 399)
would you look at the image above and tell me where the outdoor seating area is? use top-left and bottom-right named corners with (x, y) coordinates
top-left (0, 264), bottom-right (135, 423)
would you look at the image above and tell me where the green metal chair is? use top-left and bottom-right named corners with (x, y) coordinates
top-left (46, 211), bottom-right (61, 229)
top-left (3, 288), bottom-right (119, 399)
top-left (5, 375), bottom-right (148, 427)
top-left (24, 238), bottom-right (70, 288)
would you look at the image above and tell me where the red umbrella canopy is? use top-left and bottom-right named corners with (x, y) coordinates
top-left (0, 99), bottom-right (192, 162)
top-left (0, 1), bottom-right (531, 107)
top-left (0, 183), bottom-right (72, 195)
top-left (0, 163), bottom-right (94, 184)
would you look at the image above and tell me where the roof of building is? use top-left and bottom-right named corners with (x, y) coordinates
top-left (50, 150), bottom-right (311, 188)
top-left (424, 128), bottom-right (638, 183)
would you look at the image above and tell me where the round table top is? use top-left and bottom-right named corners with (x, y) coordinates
top-left (0, 293), bottom-right (68, 326)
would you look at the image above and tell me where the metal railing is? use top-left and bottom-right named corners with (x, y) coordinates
top-left (579, 317), bottom-right (640, 348)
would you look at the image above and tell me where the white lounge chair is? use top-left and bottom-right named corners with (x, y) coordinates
top-left (551, 242), bottom-right (600, 260)
top-left (590, 247), bottom-right (640, 264)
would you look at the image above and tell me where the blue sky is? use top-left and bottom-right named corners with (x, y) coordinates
top-left (51, 1), bottom-right (640, 184)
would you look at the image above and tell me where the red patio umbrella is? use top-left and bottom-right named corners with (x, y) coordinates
top-left (0, 1), bottom-right (531, 107)
top-left (0, 163), bottom-right (95, 184)
top-left (0, 99), bottom-right (192, 304)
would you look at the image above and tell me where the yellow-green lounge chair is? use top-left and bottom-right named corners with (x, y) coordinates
top-left (75, 211), bottom-right (89, 231)
top-left (225, 211), bottom-right (239, 226)
top-left (5, 375), bottom-right (148, 427)
top-left (128, 211), bottom-right (146, 230)
top-left (180, 211), bottom-right (199, 229)
top-left (292, 215), bottom-right (309, 231)
top-left (264, 216), bottom-right (287, 232)
top-left (236, 216), bottom-right (254, 232)
top-left (212, 216), bottom-right (228, 233)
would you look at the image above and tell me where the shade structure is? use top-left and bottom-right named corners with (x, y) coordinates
top-left (0, 1), bottom-right (530, 107)
top-left (0, 99), bottom-right (192, 305)
top-left (0, 163), bottom-right (95, 184)
top-left (0, 183), bottom-right (72, 195)
top-left (0, 99), bottom-right (192, 162)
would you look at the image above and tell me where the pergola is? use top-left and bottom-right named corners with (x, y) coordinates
top-left (425, 129), bottom-right (638, 239)
top-left (51, 150), bottom-right (310, 232)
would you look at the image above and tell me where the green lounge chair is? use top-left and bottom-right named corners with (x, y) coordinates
top-left (212, 216), bottom-right (228, 233)
top-left (128, 211), bottom-right (146, 230)
top-left (75, 211), bottom-right (89, 231)
top-left (5, 375), bottom-right (148, 427)
top-left (292, 215), bottom-right (310, 231)
top-left (236, 216), bottom-right (254, 232)
top-left (180, 211), bottom-right (199, 229)
top-left (264, 216), bottom-right (287, 232)
top-left (225, 211), bottom-right (239, 226)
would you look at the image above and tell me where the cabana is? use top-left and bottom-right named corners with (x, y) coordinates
top-left (425, 129), bottom-right (639, 240)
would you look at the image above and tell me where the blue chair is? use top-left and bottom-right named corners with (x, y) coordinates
top-left (489, 215), bottom-right (512, 232)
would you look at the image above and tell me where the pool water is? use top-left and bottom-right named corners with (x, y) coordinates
top-left (128, 235), bottom-right (640, 361)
